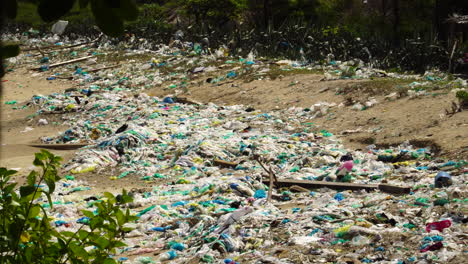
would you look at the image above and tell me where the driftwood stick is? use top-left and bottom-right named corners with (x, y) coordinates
top-left (267, 169), bottom-right (274, 202)
top-left (262, 178), bottom-right (411, 195)
top-left (23, 42), bottom-right (88, 52)
top-left (48, 56), bottom-right (93, 68)
top-left (36, 45), bottom-right (45, 57)
top-left (29, 144), bottom-right (89, 150)
top-left (253, 155), bottom-right (278, 187)
top-left (31, 56), bottom-right (93, 70)
top-left (22, 35), bottom-right (102, 52)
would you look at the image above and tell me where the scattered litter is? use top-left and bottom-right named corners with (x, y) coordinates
top-left (1, 33), bottom-right (466, 264)
top-left (38, 119), bottom-right (49, 126)
top-left (20, 127), bottom-right (34, 133)
top-left (51, 20), bottom-right (69, 35)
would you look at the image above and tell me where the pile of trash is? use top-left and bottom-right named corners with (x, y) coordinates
top-left (34, 91), bottom-right (466, 263)
top-left (3, 34), bottom-right (467, 263)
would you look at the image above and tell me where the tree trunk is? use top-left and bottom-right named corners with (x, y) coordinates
top-left (263, 0), bottom-right (270, 30)
top-left (392, 0), bottom-right (400, 47)
top-left (435, 0), bottom-right (449, 42)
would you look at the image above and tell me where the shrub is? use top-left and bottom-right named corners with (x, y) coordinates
top-left (456, 90), bottom-right (468, 109)
top-left (0, 150), bottom-right (136, 264)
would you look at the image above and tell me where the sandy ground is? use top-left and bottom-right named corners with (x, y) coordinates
top-left (150, 73), bottom-right (468, 159)
top-left (1, 69), bottom-right (171, 192)
top-left (1, 68), bottom-right (76, 170)
top-left (1, 65), bottom-right (467, 191)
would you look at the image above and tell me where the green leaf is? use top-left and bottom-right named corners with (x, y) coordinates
top-left (0, 44), bottom-right (20, 59)
top-left (107, 220), bottom-right (117, 232)
top-left (37, 0), bottom-right (76, 22)
top-left (114, 241), bottom-right (127, 248)
top-left (70, 242), bottom-right (89, 260)
top-left (27, 171), bottom-right (37, 186)
top-left (91, 0), bottom-right (124, 37)
top-left (19, 186), bottom-right (35, 198)
top-left (120, 190), bottom-right (133, 204)
top-left (33, 157), bottom-right (44, 168)
top-left (121, 227), bottom-right (133, 232)
top-left (82, 210), bottom-right (94, 218)
top-left (78, 229), bottom-right (88, 240)
top-left (95, 202), bottom-right (105, 214)
top-left (45, 192), bottom-right (53, 208)
top-left (44, 176), bottom-right (56, 194)
top-left (52, 155), bottom-right (63, 165)
top-left (60, 231), bottom-right (75, 238)
top-left (5, 0), bottom-right (18, 19)
top-left (4, 183), bottom-right (17, 194)
top-left (95, 236), bottom-right (110, 249)
top-left (38, 203), bottom-right (50, 220)
top-left (58, 237), bottom-right (67, 250)
top-left (0, 168), bottom-right (17, 177)
top-left (28, 188), bottom-right (42, 201)
top-left (103, 258), bottom-right (117, 264)
top-left (40, 149), bottom-right (54, 159)
top-left (35, 151), bottom-right (46, 161)
top-left (115, 210), bottom-right (125, 226)
top-left (29, 205), bottom-right (41, 218)
top-left (103, 192), bottom-right (115, 200)
top-left (24, 247), bottom-right (33, 263)
top-left (89, 217), bottom-right (103, 229)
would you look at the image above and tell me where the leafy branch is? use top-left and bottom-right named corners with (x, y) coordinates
top-left (0, 150), bottom-right (136, 264)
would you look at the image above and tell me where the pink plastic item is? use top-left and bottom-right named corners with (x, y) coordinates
top-left (425, 220), bottom-right (451, 233)
top-left (339, 160), bottom-right (354, 171)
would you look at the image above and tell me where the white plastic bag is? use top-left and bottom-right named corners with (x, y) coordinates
top-left (51, 20), bottom-right (69, 35)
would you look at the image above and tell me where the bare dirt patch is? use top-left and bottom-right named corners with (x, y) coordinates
top-left (149, 74), bottom-right (468, 159)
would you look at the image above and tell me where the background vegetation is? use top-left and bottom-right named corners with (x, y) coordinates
top-left (3, 0), bottom-right (468, 72)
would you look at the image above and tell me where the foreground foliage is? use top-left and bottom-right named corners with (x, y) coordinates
top-left (0, 150), bottom-right (136, 263)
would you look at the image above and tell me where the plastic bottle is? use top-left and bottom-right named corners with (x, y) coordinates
top-left (158, 250), bottom-right (177, 261)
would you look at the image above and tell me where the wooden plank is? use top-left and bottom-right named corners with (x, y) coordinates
top-left (263, 179), bottom-right (411, 195)
top-left (31, 56), bottom-right (93, 70)
top-left (378, 184), bottom-right (411, 195)
top-left (22, 35), bottom-right (102, 52)
top-left (267, 169), bottom-right (274, 202)
top-left (289, 185), bottom-right (310, 193)
top-left (48, 56), bottom-right (94, 68)
top-left (264, 179), bottom-right (378, 192)
top-left (254, 155), bottom-right (279, 187)
top-left (213, 159), bottom-right (238, 168)
top-left (29, 144), bottom-right (89, 150)
top-left (22, 42), bottom-right (89, 52)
